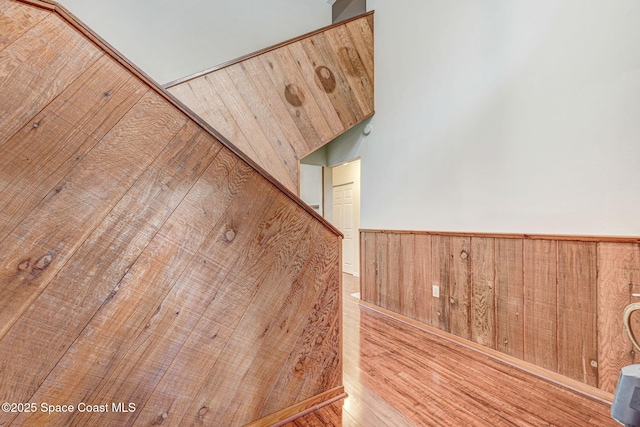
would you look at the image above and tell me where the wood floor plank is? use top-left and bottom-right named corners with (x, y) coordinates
top-left (0, 14), bottom-right (102, 147)
top-left (557, 241), bottom-right (598, 387)
top-left (471, 237), bottom-right (496, 349)
top-left (0, 0), bottom-right (50, 52)
top-left (0, 55), bottom-right (147, 242)
top-left (450, 236), bottom-right (471, 339)
top-left (495, 238), bottom-right (524, 359)
top-left (597, 242), bottom-right (640, 393)
top-left (431, 235), bottom-right (450, 332)
top-left (286, 42), bottom-right (345, 136)
top-left (523, 239), bottom-right (558, 372)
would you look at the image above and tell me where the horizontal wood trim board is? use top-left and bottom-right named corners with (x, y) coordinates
top-left (358, 301), bottom-right (613, 404)
top-left (164, 11), bottom-right (375, 88)
top-left (245, 387), bottom-right (347, 427)
top-left (360, 229), bottom-right (640, 244)
top-left (360, 229), bottom-right (640, 395)
top-left (34, 0), bottom-right (340, 237)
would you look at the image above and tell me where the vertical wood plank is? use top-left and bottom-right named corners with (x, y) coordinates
top-left (374, 233), bottom-right (388, 309)
top-left (471, 237), bottom-right (496, 349)
top-left (557, 241), bottom-right (598, 386)
top-left (399, 234), bottom-right (416, 319)
top-left (360, 232), bottom-right (376, 304)
top-left (431, 235), bottom-right (450, 332)
top-left (598, 242), bottom-right (640, 394)
top-left (344, 18), bottom-right (375, 85)
top-left (495, 238), bottom-right (524, 359)
top-left (413, 234), bottom-right (432, 325)
top-left (450, 237), bottom-right (471, 339)
top-left (523, 239), bottom-right (558, 372)
top-left (385, 233), bottom-right (402, 314)
top-left (0, 15), bottom-right (102, 146)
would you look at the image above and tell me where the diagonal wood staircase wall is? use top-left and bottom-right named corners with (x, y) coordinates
top-left (165, 12), bottom-right (374, 195)
top-left (0, 0), bottom-right (348, 425)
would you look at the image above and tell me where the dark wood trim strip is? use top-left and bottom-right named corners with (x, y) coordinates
top-left (17, 0), bottom-right (56, 10)
top-left (28, 0), bottom-right (342, 237)
top-left (244, 387), bottom-right (347, 427)
top-left (359, 229), bottom-right (640, 244)
top-left (163, 11), bottom-right (375, 89)
top-left (358, 300), bottom-right (614, 404)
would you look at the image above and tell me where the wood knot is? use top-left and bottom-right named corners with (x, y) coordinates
top-left (460, 250), bottom-right (468, 259)
top-left (316, 336), bottom-right (323, 345)
top-left (503, 339), bottom-right (509, 345)
top-left (18, 259), bottom-right (31, 271)
top-left (590, 359), bottom-right (598, 368)
top-left (311, 314), bottom-right (317, 322)
top-left (32, 121), bottom-right (40, 128)
top-left (437, 311), bottom-right (442, 317)
top-left (104, 91), bottom-right (111, 97)
top-left (35, 254), bottom-right (52, 270)
top-left (225, 229), bottom-right (236, 242)
top-left (449, 297), bottom-right (456, 305)
top-left (197, 406), bottom-right (208, 417)
top-left (161, 412), bottom-right (168, 420)
top-left (295, 362), bottom-right (303, 371)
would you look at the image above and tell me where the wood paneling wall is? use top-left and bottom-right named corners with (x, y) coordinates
top-left (166, 12), bottom-right (375, 195)
top-left (361, 229), bottom-right (640, 395)
top-left (0, 1), bottom-right (343, 425)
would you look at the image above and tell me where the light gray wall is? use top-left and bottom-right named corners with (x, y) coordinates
top-left (364, 0), bottom-right (640, 236)
top-left (58, 0), bottom-right (331, 84)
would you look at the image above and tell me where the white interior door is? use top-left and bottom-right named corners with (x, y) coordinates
top-left (333, 183), bottom-right (354, 274)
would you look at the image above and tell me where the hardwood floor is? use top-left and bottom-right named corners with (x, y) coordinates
top-left (285, 273), bottom-right (617, 426)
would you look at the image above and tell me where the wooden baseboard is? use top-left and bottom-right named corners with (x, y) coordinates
top-left (358, 300), bottom-right (614, 404)
top-left (244, 386), bottom-right (347, 427)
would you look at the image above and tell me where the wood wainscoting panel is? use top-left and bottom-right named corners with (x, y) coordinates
top-left (360, 229), bottom-right (640, 394)
top-left (597, 242), bottom-right (640, 393)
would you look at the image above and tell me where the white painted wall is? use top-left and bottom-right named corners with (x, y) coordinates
top-left (364, 0), bottom-right (640, 236)
top-left (58, 0), bottom-right (331, 84)
top-left (300, 164), bottom-right (324, 215)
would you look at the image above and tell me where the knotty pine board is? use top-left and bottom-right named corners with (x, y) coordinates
top-left (471, 237), bottom-right (496, 349)
top-left (385, 233), bottom-right (402, 314)
top-left (0, 0), bottom-right (50, 52)
top-left (430, 235), bottom-right (450, 332)
top-left (0, 55), bottom-right (146, 242)
top-left (412, 234), bottom-right (432, 325)
top-left (167, 14), bottom-right (374, 194)
top-left (495, 238), bottom-right (524, 359)
top-left (0, 14), bottom-right (102, 147)
top-left (557, 241), bottom-right (598, 386)
top-left (449, 236), bottom-right (471, 339)
top-left (523, 239), bottom-right (558, 372)
top-left (2, 2), bottom-right (343, 425)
